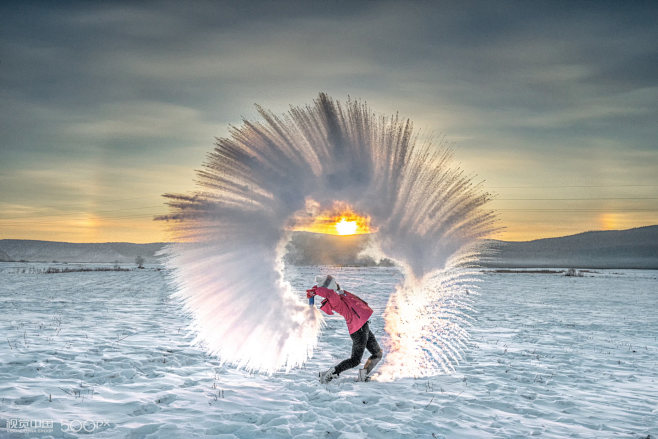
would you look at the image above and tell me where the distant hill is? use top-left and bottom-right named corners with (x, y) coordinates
top-left (2, 225), bottom-right (656, 268)
top-left (484, 225), bottom-right (658, 269)
top-left (284, 226), bottom-right (658, 269)
top-left (284, 232), bottom-right (393, 267)
top-left (0, 248), bottom-right (11, 262)
top-left (0, 240), bottom-right (166, 263)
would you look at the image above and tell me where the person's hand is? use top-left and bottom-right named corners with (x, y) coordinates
top-left (306, 285), bottom-right (318, 298)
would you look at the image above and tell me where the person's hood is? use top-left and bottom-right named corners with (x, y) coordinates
top-left (315, 274), bottom-right (339, 292)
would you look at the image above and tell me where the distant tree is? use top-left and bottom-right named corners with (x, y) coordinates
top-left (565, 268), bottom-right (583, 277)
top-left (135, 256), bottom-right (145, 269)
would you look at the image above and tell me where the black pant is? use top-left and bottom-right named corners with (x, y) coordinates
top-left (334, 321), bottom-right (382, 375)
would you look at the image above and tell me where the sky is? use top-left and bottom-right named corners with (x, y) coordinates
top-left (1, 1), bottom-right (657, 242)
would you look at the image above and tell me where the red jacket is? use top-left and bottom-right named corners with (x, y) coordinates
top-left (311, 286), bottom-right (373, 334)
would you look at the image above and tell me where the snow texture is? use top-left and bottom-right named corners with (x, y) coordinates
top-left (0, 263), bottom-right (656, 438)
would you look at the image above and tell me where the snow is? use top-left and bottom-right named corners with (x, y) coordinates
top-left (0, 263), bottom-right (656, 438)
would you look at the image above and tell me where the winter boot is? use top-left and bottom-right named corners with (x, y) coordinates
top-left (363, 352), bottom-right (382, 375)
top-left (319, 367), bottom-right (338, 384)
top-left (357, 368), bottom-right (369, 382)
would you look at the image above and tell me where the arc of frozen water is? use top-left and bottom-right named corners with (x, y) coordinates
top-left (158, 93), bottom-right (497, 377)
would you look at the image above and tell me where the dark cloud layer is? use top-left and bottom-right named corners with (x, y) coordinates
top-left (1, 1), bottom-right (657, 240)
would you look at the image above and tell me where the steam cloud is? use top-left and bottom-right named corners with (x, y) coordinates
top-left (158, 93), bottom-right (496, 378)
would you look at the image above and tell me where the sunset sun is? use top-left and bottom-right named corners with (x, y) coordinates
top-left (335, 218), bottom-right (358, 235)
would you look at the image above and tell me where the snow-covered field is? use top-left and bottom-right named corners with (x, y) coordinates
top-left (0, 263), bottom-right (656, 438)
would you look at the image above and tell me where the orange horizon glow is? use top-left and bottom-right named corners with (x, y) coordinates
top-left (289, 202), bottom-right (375, 236)
top-left (1, 203), bottom-right (656, 243)
top-left (0, 215), bottom-right (170, 243)
top-left (2, 219), bottom-right (656, 243)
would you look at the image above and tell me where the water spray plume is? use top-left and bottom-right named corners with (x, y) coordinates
top-left (158, 93), bottom-right (497, 378)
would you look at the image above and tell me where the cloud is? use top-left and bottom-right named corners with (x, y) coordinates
top-left (66, 101), bottom-right (213, 140)
top-left (1, 1), bottom-right (656, 241)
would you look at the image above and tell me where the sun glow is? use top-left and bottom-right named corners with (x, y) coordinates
top-left (289, 201), bottom-right (375, 235)
top-left (335, 218), bottom-right (358, 235)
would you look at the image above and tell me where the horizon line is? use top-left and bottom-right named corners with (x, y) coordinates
top-left (1, 224), bottom-right (656, 245)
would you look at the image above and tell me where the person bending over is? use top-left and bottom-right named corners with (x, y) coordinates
top-left (307, 274), bottom-right (383, 383)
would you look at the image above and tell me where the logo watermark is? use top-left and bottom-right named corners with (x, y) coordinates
top-left (2, 418), bottom-right (111, 434)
